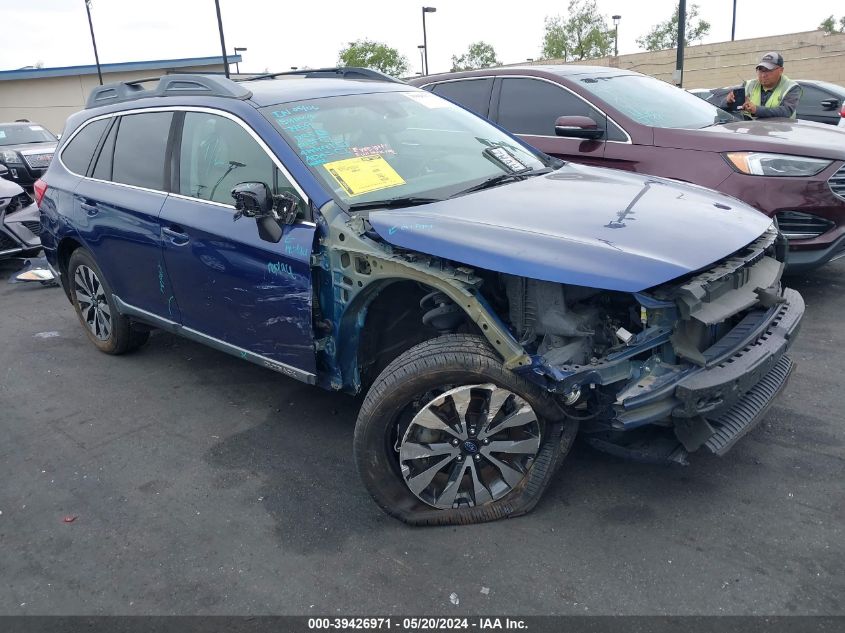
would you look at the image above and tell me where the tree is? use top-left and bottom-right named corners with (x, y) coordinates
top-left (450, 42), bottom-right (500, 72)
top-left (338, 39), bottom-right (409, 77)
top-left (636, 2), bottom-right (711, 51)
top-left (541, 0), bottom-right (613, 62)
top-left (819, 15), bottom-right (845, 34)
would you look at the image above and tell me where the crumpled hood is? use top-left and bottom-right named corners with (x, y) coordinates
top-left (368, 163), bottom-right (772, 292)
top-left (655, 119), bottom-right (845, 160)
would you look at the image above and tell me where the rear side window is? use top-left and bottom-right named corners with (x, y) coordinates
top-left (178, 112), bottom-right (301, 206)
top-left (431, 78), bottom-right (494, 117)
top-left (798, 84), bottom-right (832, 117)
top-left (497, 78), bottom-right (605, 136)
top-left (112, 112), bottom-right (173, 190)
top-left (61, 119), bottom-right (109, 175)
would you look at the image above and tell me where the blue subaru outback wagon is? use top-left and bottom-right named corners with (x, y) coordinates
top-left (36, 70), bottom-right (804, 525)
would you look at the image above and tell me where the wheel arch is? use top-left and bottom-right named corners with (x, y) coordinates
top-left (56, 236), bottom-right (85, 301)
top-left (336, 278), bottom-right (446, 394)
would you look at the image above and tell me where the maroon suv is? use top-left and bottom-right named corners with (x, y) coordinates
top-left (410, 66), bottom-right (845, 271)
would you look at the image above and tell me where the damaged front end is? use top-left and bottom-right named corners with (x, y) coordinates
top-left (504, 224), bottom-right (803, 464)
top-left (318, 202), bottom-right (802, 467)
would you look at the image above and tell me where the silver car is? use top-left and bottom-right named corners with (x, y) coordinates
top-left (0, 166), bottom-right (41, 259)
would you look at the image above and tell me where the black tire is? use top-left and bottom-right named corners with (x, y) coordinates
top-left (67, 248), bottom-right (149, 355)
top-left (354, 334), bottom-right (578, 526)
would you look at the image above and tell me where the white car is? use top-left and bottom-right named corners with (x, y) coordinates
top-left (0, 166), bottom-right (41, 259)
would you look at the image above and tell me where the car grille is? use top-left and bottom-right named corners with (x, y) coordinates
top-left (776, 211), bottom-right (835, 240)
top-left (830, 163), bottom-right (845, 200)
top-left (22, 152), bottom-right (53, 169)
top-left (21, 221), bottom-right (41, 235)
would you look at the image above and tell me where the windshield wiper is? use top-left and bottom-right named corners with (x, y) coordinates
top-left (346, 196), bottom-right (442, 212)
top-left (452, 168), bottom-right (553, 197)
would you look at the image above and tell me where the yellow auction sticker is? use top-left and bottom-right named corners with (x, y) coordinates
top-left (323, 155), bottom-right (405, 197)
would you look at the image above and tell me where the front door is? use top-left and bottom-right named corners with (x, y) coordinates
top-left (492, 77), bottom-right (609, 166)
top-left (159, 110), bottom-right (316, 375)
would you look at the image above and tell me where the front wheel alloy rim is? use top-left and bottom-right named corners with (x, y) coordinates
top-left (73, 264), bottom-right (112, 341)
top-left (398, 384), bottom-right (541, 510)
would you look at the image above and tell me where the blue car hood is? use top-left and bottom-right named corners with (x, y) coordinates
top-left (368, 163), bottom-right (772, 292)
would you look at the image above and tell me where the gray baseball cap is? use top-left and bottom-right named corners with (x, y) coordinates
top-left (756, 52), bottom-right (784, 70)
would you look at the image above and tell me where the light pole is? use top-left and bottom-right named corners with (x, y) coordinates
top-left (675, 0), bottom-right (686, 87)
top-left (417, 45), bottom-right (426, 75)
top-left (422, 6), bottom-right (436, 75)
top-left (84, 0), bottom-right (103, 85)
top-left (731, 0), bottom-right (737, 40)
top-left (213, 0), bottom-right (230, 78)
top-left (612, 15), bottom-right (621, 57)
top-left (233, 47), bottom-right (247, 74)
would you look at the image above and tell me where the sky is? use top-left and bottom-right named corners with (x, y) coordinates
top-left (1, 0), bottom-right (840, 76)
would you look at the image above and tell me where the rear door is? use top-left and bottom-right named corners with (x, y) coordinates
top-left (798, 84), bottom-right (842, 125)
top-left (158, 109), bottom-right (317, 377)
top-left (72, 111), bottom-right (176, 317)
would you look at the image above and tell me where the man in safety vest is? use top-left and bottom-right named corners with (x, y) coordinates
top-left (723, 52), bottom-right (802, 119)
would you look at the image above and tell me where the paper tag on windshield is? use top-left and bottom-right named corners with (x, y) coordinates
top-left (323, 155), bottom-right (405, 196)
top-left (484, 146), bottom-right (529, 173)
top-left (29, 125), bottom-right (44, 131)
top-left (402, 91), bottom-right (449, 109)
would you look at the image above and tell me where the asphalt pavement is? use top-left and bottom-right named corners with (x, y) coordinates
top-left (0, 257), bottom-right (843, 616)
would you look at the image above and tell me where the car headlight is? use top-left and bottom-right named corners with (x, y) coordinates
top-left (1, 150), bottom-right (23, 164)
top-left (724, 152), bottom-right (831, 177)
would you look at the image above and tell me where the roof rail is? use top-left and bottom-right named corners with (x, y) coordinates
top-left (242, 67), bottom-right (405, 84)
top-left (85, 74), bottom-right (253, 109)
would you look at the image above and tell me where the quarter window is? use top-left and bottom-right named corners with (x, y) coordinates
top-left (61, 119), bottom-right (109, 175)
top-left (497, 78), bottom-right (606, 137)
top-left (112, 112), bottom-right (173, 190)
top-left (179, 112), bottom-right (300, 206)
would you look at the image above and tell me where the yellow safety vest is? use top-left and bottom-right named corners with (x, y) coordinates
top-left (744, 75), bottom-right (801, 119)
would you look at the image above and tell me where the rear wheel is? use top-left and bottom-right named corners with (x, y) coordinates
top-left (354, 334), bottom-right (577, 526)
top-left (68, 248), bottom-right (149, 354)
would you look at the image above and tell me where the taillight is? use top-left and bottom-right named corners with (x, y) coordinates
top-left (840, 104), bottom-right (845, 118)
top-left (33, 178), bottom-right (48, 207)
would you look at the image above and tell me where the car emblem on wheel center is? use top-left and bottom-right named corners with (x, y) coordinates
top-left (462, 440), bottom-right (479, 454)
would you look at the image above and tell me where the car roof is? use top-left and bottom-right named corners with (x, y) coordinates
top-left (418, 64), bottom-right (640, 82)
top-left (797, 79), bottom-right (845, 95)
top-left (245, 78), bottom-right (415, 107)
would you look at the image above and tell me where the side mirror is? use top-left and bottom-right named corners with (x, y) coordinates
top-left (231, 182), bottom-right (301, 244)
top-left (554, 115), bottom-right (605, 140)
top-left (820, 98), bottom-right (840, 111)
top-left (232, 182), bottom-right (273, 217)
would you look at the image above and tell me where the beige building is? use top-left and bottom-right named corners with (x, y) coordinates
top-left (0, 55), bottom-right (240, 135)
top-left (546, 30), bottom-right (845, 89)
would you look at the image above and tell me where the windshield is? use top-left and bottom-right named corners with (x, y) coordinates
top-left (262, 90), bottom-right (549, 208)
top-left (576, 74), bottom-right (734, 129)
top-left (0, 124), bottom-right (57, 146)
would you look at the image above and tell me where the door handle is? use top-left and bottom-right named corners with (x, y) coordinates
top-left (80, 202), bottom-right (98, 217)
top-left (162, 226), bottom-right (190, 246)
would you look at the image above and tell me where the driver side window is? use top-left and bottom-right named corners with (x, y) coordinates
top-left (179, 112), bottom-right (301, 206)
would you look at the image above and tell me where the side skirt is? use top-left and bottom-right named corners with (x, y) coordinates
top-left (112, 295), bottom-right (317, 385)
